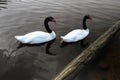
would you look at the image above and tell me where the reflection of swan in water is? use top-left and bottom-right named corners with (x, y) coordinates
top-left (16, 39), bottom-right (56, 55)
top-left (5, 39), bottom-right (56, 63)
top-left (45, 39), bottom-right (56, 55)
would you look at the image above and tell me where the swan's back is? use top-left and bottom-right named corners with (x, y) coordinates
top-left (61, 29), bottom-right (89, 42)
top-left (15, 31), bottom-right (56, 44)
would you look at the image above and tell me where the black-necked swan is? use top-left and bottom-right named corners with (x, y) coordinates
top-left (61, 15), bottom-right (92, 43)
top-left (15, 16), bottom-right (56, 44)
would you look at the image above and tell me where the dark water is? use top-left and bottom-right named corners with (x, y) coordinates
top-left (0, 0), bottom-right (120, 80)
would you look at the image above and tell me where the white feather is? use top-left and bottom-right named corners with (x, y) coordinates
top-left (15, 31), bottom-right (56, 44)
top-left (61, 29), bottom-right (89, 42)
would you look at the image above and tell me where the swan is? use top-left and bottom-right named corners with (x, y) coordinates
top-left (61, 15), bottom-right (92, 43)
top-left (15, 16), bottom-right (56, 44)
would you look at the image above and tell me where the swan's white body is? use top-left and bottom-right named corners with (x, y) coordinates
top-left (15, 31), bottom-right (56, 44)
top-left (61, 29), bottom-right (89, 42)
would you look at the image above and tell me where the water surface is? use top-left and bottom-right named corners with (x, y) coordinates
top-left (0, 0), bottom-right (120, 80)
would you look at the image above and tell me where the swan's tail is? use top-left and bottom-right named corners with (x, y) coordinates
top-left (60, 36), bottom-right (67, 41)
top-left (60, 36), bottom-right (71, 43)
top-left (14, 36), bottom-right (24, 42)
top-left (61, 36), bottom-right (66, 39)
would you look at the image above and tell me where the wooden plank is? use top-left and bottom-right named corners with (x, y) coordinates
top-left (53, 21), bottom-right (120, 80)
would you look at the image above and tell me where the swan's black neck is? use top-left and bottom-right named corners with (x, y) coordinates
top-left (83, 17), bottom-right (88, 30)
top-left (44, 19), bottom-right (52, 33)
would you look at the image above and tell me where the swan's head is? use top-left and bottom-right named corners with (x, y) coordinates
top-left (46, 16), bottom-right (56, 23)
top-left (84, 15), bottom-right (92, 20)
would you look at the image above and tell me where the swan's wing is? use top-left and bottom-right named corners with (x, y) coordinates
top-left (24, 31), bottom-right (49, 38)
top-left (61, 29), bottom-right (89, 42)
top-left (15, 31), bottom-right (51, 44)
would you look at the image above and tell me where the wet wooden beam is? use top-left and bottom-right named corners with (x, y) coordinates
top-left (53, 21), bottom-right (120, 80)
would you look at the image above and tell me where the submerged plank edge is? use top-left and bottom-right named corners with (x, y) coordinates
top-left (53, 21), bottom-right (120, 80)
